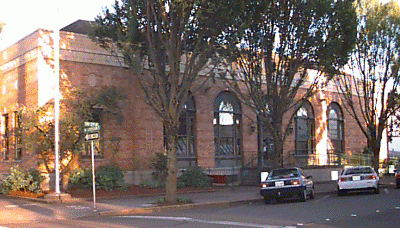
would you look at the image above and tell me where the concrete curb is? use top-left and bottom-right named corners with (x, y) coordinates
top-left (81, 198), bottom-right (263, 219)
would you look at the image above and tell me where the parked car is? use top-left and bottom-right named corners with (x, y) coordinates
top-left (260, 167), bottom-right (314, 204)
top-left (395, 168), bottom-right (400, 189)
top-left (337, 166), bottom-right (379, 196)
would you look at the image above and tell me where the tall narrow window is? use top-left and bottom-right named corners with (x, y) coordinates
top-left (177, 95), bottom-right (196, 168)
top-left (14, 111), bottom-right (22, 160)
top-left (2, 114), bottom-right (9, 160)
top-left (327, 103), bottom-right (344, 155)
top-left (83, 108), bottom-right (102, 158)
top-left (294, 101), bottom-right (314, 155)
top-left (214, 91), bottom-right (242, 167)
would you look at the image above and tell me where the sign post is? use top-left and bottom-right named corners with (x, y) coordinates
top-left (91, 140), bottom-right (96, 210)
top-left (84, 122), bottom-right (100, 210)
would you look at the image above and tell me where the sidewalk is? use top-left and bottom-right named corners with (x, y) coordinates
top-left (8, 175), bottom-right (397, 220)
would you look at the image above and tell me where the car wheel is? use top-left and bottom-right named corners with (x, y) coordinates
top-left (338, 188), bottom-right (346, 196)
top-left (374, 186), bottom-right (380, 194)
top-left (396, 182), bottom-right (400, 189)
top-left (300, 189), bottom-right (307, 202)
top-left (264, 196), bottom-right (271, 204)
top-left (309, 187), bottom-right (315, 199)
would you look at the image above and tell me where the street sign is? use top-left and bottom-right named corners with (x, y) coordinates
top-left (84, 122), bottom-right (99, 127)
top-left (84, 122), bottom-right (100, 133)
top-left (85, 132), bottom-right (99, 141)
top-left (84, 126), bottom-right (101, 133)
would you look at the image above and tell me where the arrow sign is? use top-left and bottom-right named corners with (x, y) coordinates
top-left (85, 132), bottom-right (99, 141)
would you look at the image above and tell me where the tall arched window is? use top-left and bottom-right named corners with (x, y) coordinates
top-left (177, 95), bottom-right (196, 168)
top-left (214, 91), bottom-right (242, 167)
top-left (294, 101), bottom-right (315, 155)
top-left (327, 102), bottom-right (344, 156)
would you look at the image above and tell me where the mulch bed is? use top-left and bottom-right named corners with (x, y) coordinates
top-left (9, 190), bottom-right (48, 198)
top-left (6, 186), bottom-right (220, 201)
top-left (66, 186), bottom-right (218, 199)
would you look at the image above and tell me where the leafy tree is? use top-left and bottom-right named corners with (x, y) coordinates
top-left (91, 0), bottom-right (240, 203)
top-left (219, 0), bottom-right (357, 167)
top-left (22, 86), bottom-right (124, 190)
top-left (335, 0), bottom-right (400, 172)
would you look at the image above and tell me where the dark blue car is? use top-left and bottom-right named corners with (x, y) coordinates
top-left (260, 167), bottom-right (314, 204)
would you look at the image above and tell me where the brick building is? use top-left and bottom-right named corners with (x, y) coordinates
top-left (0, 20), bottom-right (387, 184)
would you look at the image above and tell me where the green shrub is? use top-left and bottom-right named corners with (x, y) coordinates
top-left (153, 197), bottom-right (193, 204)
top-left (0, 166), bottom-right (44, 194)
top-left (69, 168), bottom-right (85, 186)
top-left (26, 169), bottom-right (44, 193)
top-left (68, 168), bottom-right (92, 189)
top-left (178, 166), bottom-right (211, 188)
top-left (151, 153), bottom-right (167, 182)
top-left (95, 164), bottom-right (125, 191)
top-left (69, 164), bottom-right (125, 191)
top-left (139, 179), bottom-right (166, 189)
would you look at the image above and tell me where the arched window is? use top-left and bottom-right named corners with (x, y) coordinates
top-left (214, 91), bottom-right (242, 167)
top-left (177, 94), bottom-right (196, 167)
top-left (327, 102), bottom-right (344, 155)
top-left (294, 101), bottom-right (315, 155)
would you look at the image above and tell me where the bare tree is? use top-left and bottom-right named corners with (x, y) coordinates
top-left (91, 0), bottom-right (239, 203)
top-left (219, 0), bottom-right (357, 167)
top-left (335, 0), bottom-right (400, 172)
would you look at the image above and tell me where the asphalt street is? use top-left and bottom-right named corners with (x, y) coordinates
top-left (0, 175), bottom-right (397, 228)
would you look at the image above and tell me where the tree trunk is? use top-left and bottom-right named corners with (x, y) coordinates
top-left (369, 138), bottom-right (381, 173)
top-left (274, 137), bottom-right (284, 168)
top-left (257, 116), bottom-right (263, 168)
top-left (61, 172), bottom-right (70, 191)
top-left (165, 134), bottom-right (178, 203)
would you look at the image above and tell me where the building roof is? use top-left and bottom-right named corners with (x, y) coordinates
top-left (61, 20), bottom-right (93, 35)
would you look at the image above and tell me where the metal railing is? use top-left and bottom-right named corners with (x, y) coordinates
top-left (288, 152), bottom-right (373, 167)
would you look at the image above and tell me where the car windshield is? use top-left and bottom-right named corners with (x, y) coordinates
top-left (268, 169), bottom-right (299, 179)
top-left (343, 167), bottom-right (374, 175)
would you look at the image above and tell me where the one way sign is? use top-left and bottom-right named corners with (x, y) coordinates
top-left (85, 132), bottom-right (99, 141)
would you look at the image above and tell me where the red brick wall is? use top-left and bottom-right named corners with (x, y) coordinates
top-left (0, 29), bottom-right (367, 177)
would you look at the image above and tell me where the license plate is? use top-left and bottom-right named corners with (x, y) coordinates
top-left (275, 181), bottom-right (284, 187)
top-left (352, 176), bottom-right (361, 181)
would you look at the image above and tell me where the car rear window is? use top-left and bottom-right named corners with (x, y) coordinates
top-left (268, 169), bottom-right (299, 179)
top-left (343, 167), bottom-right (374, 175)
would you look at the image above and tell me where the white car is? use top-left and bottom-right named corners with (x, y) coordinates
top-left (337, 166), bottom-right (379, 196)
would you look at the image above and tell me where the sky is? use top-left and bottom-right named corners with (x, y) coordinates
top-left (0, 0), bottom-right (116, 50)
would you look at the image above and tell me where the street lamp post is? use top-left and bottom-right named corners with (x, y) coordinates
top-left (54, 18), bottom-right (60, 195)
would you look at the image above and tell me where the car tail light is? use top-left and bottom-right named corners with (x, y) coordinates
top-left (291, 179), bottom-right (300, 185)
top-left (339, 177), bottom-right (351, 182)
top-left (364, 175), bottom-right (376, 180)
top-left (260, 183), bottom-right (269, 188)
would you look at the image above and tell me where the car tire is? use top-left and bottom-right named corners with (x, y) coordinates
top-left (300, 189), bottom-right (307, 202)
top-left (374, 186), bottom-right (379, 194)
top-left (309, 187), bottom-right (315, 199)
top-left (338, 188), bottom-right (346, 196)
top-left (264, 196), bottom-right (271, 204)
top-left (396, 182), bottom-right (400, 189)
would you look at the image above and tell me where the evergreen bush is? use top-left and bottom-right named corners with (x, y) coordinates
top-left (0, 166), bottom-right (44, 194)
top-left (178, 166), bottom-right (211, 188)
top-left (151, 153), bottom-right (167, 182)
top-left (68, 164), bottom-right (125, 191)
top-left (95, 164), bottom-right (125, 191)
